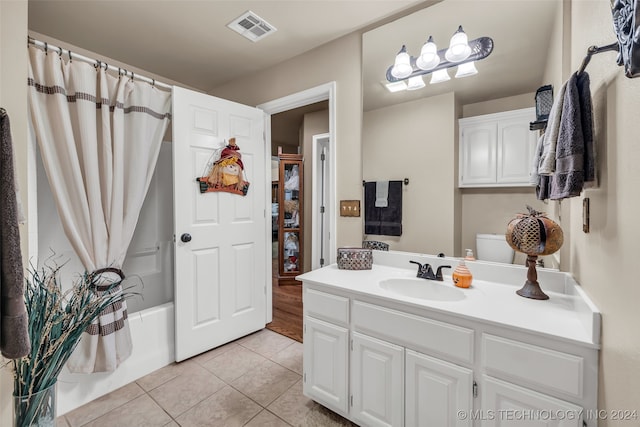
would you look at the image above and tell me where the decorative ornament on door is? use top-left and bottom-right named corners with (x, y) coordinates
top-left (197, 138), bottom-right (250, 195)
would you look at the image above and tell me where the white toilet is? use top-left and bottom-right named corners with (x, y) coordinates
top-left (476, 233), bottom-right (514, 264)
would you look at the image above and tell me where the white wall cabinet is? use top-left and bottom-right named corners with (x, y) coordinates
top-left (459, 108), bottom-right (536, 187)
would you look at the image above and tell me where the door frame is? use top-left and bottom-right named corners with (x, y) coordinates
top-left (311, 132), bottom-right (332, 270)
top-left (257, 82), bottom-right (337, 322)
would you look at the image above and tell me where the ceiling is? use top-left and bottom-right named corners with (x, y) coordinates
top-left (28, 0), bottom-right (428, 93)
top-left (28, 0), bottom-right (560, 115)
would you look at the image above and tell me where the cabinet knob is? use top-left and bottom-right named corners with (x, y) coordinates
top-left (180, 233), bottom-right (192, 243)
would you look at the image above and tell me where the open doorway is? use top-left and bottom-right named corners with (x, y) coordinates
top-left (266, 101), bottom-right (328, 342)
top-left (258, 82), bottom-right (337, 343)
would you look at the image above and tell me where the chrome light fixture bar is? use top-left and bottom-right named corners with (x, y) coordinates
top-left (386, 29), bottom-right (493, 85)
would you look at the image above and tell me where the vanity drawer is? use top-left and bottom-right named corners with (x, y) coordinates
top-left (482, 333), bottom-right (584, 399)
top-left (304, 288), bottom-right (349, 326)
top-left (352, 301), bottom-right (474, 365)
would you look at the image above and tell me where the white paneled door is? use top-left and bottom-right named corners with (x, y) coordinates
top-left (172, 87), bottom-right (267, 362)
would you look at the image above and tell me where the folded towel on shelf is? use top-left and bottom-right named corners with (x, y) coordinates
top-left (364, 181), bottom-right (402, 236)
top-left (550, 71), bottom-right (595, 200)
top-left (374, 181), bottom-right (389, 207)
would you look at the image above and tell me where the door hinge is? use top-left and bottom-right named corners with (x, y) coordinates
top-left (304, 324), bottom-right (306, 334)
top-left (173, 234), bottom-right (176, 243)
top-left (320, 258), bottom-right (325, 267)
top-left (350, 395), bottom-right (353, 407)
top-left (473, 380), bottom-right (478, 398)
top-left (321, 153), bottom-right (326, 161)
top-left (320, 206), bottom-right (325, 213)
top-left (303, 373), bottom-right (306, 383)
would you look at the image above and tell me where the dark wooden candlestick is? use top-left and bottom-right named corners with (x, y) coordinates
top-left (516, 255), bottom-right (549, 300)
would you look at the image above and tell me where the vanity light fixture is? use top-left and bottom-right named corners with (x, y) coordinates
top-left (406, 75), bottom-right (426, 90)
top-left (386, 26), bottom-right (493, 91)
top-left (390, 45), bottom-right (413, 79)
top-left (430, 68), bottom-right (450, 84)
top-left (382, 80), bottom-right (408, 92)
top-left (454, 61), bottom-right (478, 78)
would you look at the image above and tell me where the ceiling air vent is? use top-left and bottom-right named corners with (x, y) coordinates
top-left (227, 10), bottom-right (277, 42)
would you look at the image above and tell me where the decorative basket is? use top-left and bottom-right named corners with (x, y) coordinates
top-left (362, 240), bottom-right (389, 251)
top-left (337, 247), bottom-right (373, 270)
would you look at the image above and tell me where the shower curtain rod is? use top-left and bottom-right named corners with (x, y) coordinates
top-left (28, 37), bottom-right (172, 90)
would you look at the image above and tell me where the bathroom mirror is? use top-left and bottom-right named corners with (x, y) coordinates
top-left (361, 0), bottom-right (562, 266)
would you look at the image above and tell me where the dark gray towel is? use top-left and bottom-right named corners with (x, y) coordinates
top-left (0, 108), bottom-right (31, 359)
top-left (550, 72), bottom-right (595, 200)
top-left (364, 181), bottom-right (402, 236)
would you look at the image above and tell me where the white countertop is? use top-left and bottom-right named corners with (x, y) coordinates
top-left (297, 251), bottom-right (601, 349)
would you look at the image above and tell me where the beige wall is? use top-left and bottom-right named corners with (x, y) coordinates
top-left (211, 33), bottom-right (363, 249)
top-left (0, 1), bottom-right (28, 424)
top-left (570, 0), bottom-right (640, 420)
top-left (362, 92), bottom-right (457, 255)
top-left (462, 92), bottom-right (535, 118)
top-left (302, 110), bottom-right (329, 272)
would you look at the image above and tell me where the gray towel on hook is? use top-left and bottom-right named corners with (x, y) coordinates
top-left (0, 108), bottom-right (31, 359)
top-left (550, 72), bottom-right (595, 200)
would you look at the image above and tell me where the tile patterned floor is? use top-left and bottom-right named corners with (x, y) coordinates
top-left (58, 329), bottom-right (356, 427)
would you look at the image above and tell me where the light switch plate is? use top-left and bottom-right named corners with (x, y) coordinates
top-left (340, 200), bottom-right (360, 217)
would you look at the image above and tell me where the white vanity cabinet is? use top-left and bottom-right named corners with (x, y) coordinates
top-left (301, 279), bottom-right (599, 427)
top-left (459, 108), bottom-right (537, 187)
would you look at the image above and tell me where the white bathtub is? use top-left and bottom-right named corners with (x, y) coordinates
top-left (57, 302), bottom-right (175, 415)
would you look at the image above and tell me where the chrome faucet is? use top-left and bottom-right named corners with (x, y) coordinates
top-left (409, 261), bottom-right (451, 281)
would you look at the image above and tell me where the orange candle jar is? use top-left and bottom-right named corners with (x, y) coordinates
top-left (452, 259), bottom-right (473, 288)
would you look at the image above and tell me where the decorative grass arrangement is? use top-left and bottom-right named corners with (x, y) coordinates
top-left (11, 264), bottom-right (131, 426)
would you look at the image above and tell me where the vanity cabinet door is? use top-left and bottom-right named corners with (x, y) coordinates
top-left (351, 332), bottom-right (404, 427)
top-left (459, 121), bottom-right (497, 186)
top-left (406, 350), bottom-right (473, 427)
top-left (303, 316), bottom-right (349, 416)
top-left (481, 375), bottom-right (583, 427)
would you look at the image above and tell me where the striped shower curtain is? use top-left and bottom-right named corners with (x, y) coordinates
top-left (27, 46), bottom-right (171, 373)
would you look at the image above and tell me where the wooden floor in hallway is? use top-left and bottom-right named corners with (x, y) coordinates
top-left (267, 259), bottom-right (303, 342)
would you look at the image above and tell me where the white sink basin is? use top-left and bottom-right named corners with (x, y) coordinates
top-left (379, 278), bottom-right (465, 302)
